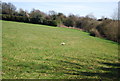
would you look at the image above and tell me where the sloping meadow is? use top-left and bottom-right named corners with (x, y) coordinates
top-left (2, 20), bottom-right (119, 80)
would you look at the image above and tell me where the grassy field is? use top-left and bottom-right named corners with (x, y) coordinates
top-left (2, 20), bottom-right (119, 80)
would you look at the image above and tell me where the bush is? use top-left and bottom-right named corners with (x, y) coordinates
top-left (96, 20), bottom-right (118, 42)
top-left (89, 28), bottom-right (101, 37)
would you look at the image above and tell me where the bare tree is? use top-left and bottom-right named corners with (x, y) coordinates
top-left (86, 13), bottom-right (96, 19)
top-left (111, 8), bottom-right (118, 20)
top-left (118, 1), bottom-right (120, 20)
top-left (2, 2), bottom-right (16, 15)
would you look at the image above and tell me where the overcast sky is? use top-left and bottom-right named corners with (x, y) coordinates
top-left (3, 0), bottom-right (119, 19)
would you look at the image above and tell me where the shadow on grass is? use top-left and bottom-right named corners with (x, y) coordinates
top-left (46, 56), bottom-right (120, 80)
top-left (12, 56), bottom-right (119, 80)
top-left (81, 63), bottom-right (120, 79)
top-left (80, 62), bottom-right (120, 80)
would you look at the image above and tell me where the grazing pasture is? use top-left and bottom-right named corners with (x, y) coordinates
top-left (2, 20), bottom-right (119, 80)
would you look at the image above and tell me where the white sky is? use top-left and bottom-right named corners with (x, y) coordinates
top-left (2, 0), bottom-right (119, 19)
top-left (3, 0), bottom-right (119, 2)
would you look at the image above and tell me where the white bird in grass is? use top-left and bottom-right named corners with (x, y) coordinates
top-left (61, 42), bottom-right (65, 45)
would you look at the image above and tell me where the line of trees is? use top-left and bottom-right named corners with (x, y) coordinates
top-left (0, 2), bottom-right (119, 43)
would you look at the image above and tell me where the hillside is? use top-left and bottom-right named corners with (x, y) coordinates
top-left (2, 20), bottom-right (119, 80)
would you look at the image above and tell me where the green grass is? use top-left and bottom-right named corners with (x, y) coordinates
top-left (2, 20), bottom-right (119, 80)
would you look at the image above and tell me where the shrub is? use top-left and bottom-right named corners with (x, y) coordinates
top-left (96, 20), bottom-right (118, 42)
